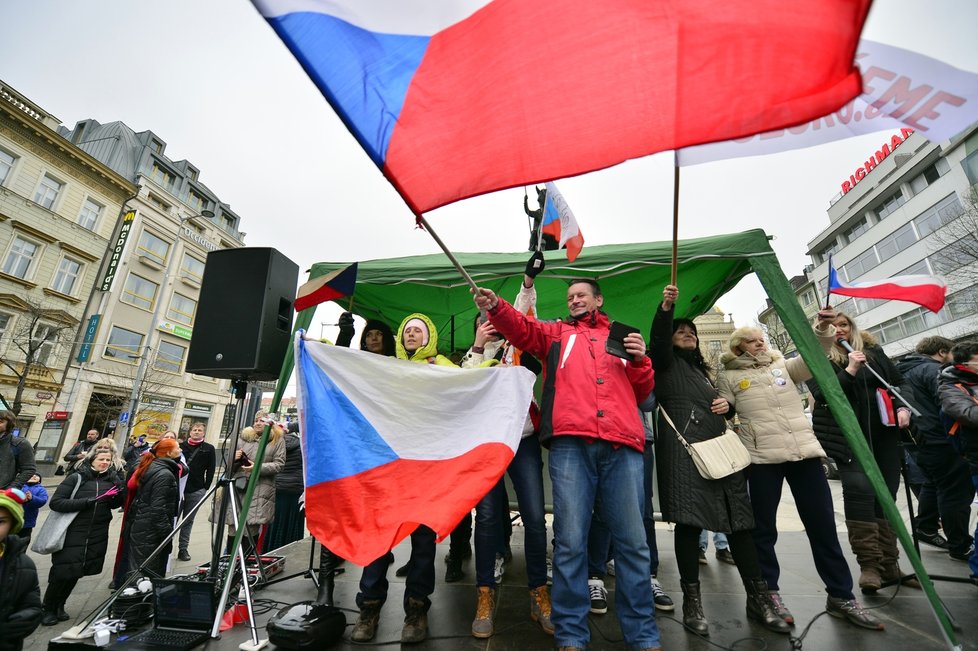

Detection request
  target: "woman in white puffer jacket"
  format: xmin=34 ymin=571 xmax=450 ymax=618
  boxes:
xmin=716 ymin=312 xmax=882 ymax=632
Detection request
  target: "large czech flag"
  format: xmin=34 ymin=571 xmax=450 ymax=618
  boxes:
xmin=828 ymin=259 xmax=948 ymax=313
xmin=251 ymin=0 xmax=871 ymax=214
xmin=295 ymin=336 xmax=535 ymax=565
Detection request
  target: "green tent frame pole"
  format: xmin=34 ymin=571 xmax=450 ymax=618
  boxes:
xmin=223 ymin=306 xmax=317 ymax=617
xmin=750 ymin=254 xmax=960 ymax=651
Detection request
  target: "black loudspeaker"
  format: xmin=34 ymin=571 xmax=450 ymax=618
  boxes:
xmin=186 ymin=247 xmax=299 ymax=381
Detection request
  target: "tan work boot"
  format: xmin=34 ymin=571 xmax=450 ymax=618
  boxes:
xmin=351 ymin=599 xmax=382 ymax=642
xmin=529 ymin=585 xmax=554 ymax=635
xmin=471 ymin=586 xmax=496 ymax=638
xmin=401 ymin=597 xmax=428 ymax=644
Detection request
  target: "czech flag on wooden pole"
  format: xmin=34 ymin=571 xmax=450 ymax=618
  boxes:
xmin=828 ymin=259 xmax=948 ymax=313
xmin=250 ymin=0 xmax=871 ymax=215
xmin=294 ymin=262 xmax=358 ymax=312
xmin=296 ymin=337 xmax=535 ymax=565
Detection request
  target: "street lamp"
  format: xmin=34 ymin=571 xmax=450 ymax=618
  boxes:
xmin=114 ymin=209 xmax=214 ymax=448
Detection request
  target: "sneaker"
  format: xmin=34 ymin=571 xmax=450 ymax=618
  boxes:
xmin=916 ymin=529 xmax=950 ymax=550
xmin=650 ymin=576 xmax=674 ymax=612
xmin=493 ymin=552 xmax=506 ymax=584
xmin=825 ymin=596 xmax=884 ymax=631
xmin=588 ymin=577 xmax=608 ymax=614
xmin=715 ymin=548 xmax=736 ymax=565
xmin=698 ymin=549 xmax=708 ymax=564
xmin=351 ymin=600 xmax=383 ymax=642
xmin=949 ymin=544 xmax=975 ymax=562
xmin=401 ymin=597 xmax=429 ymax=644
xmin=529 ymin=585 xmax=554 ymax=635
xmin=606 ymin=559 xmax=616 ymax=576
xmin=471 ymin=587 xmax=496 ymax=638
xmin=177 ymin=550 xmax=191 ymax=562
xmin=546 ymin=557 xmax=554 ymax=585
xmin=768 ymin=591 xmax=794 ymax=625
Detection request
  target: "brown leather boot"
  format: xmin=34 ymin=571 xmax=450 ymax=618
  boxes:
xmin=876 ymin=518 xmax=921 ymax=588
xmin=847 ymin=520 xmax=883 ymax=592
xmin=401 ymin=597 xmax=428 ymax=644
xmin=744 ymin=578 xmax=791 ymax=634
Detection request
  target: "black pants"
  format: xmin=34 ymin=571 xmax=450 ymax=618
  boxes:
xmin=675 ymin=524 xmax=761 ymax=584
xmin=43 ymin=577 xmax=79 ymax=611
xmin=747 ymin=458 xmax=854 ymax=599
xmin=915 ymin=443 xmax=976 ymax=554
xmin=837 ymin=435 xmax=901 ymax=521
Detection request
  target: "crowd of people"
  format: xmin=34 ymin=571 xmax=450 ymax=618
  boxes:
xmin=2 ymin=254 xmax=978 ymax=651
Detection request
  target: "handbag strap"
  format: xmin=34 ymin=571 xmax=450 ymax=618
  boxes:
xmin=67 ymin=472 xmax=83 ymax=498
xmin=658 ymin=406 xmax=696 ymax=456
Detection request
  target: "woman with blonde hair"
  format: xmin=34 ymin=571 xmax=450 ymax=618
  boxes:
xmin=717 ymin=314 xmax=882 ymax=630
xmin=809 ymin=311 xmax=915 ymax=593
xmin=123 ymin=439 xmax=182 ymax=579
xmin=214 ymin=419 xmax=286 ymax=554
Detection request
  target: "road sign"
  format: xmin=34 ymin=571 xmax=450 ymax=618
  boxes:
xmin=120 ymin=411 xmax=130 ymax=424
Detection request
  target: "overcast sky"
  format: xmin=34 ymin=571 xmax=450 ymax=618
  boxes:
xmin=2 ymin=0 xmax=977 ymax=343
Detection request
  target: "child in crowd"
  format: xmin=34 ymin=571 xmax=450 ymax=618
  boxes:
xmin=20 ymin=473 xmax=49 ymax=541
xmin=0 ymin=488 xmax=43 ymax=651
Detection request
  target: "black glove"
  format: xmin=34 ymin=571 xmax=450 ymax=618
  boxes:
xmin=338 ymin=311 xmax=355 ymax=333
xmin=525 ymin=250 xmax=545 ymax=279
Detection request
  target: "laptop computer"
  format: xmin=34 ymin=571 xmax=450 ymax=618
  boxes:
xmin=113 ymin=578 xmax=216 ymax=651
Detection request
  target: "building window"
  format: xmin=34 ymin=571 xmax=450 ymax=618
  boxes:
xmin=121 ymin=273 xmax=159 ymax=311
xmin=872 ymin=306 xmax=944 ymax=344
xmin=148 ymin=193 xmax=171 ymax=213
xmin=51 ymin=257 xmax=83 ymax=295
xmin=33 ymin=324 xmax=57 ymax=366
xmin=801 ymin=290 xmax=816 ymax=307
xmin=166 ymin=293 xmax=197 ymax=326
xmin=180 ymin=253 xmax=205 ymax=282
xmin=151 ymin=139 xmax=164 ymax=154
xmin=0 ymin=148 xmax=15 ymax=185
xmin=843 ymin=218 xmax=869 ymax=243
xmin=874 ymin=189 xmax=906 ymax=220
xmin=187 ymin=191 xmax=205 ymax=212
xmin=2 ymin=236 xmax=39 ymax=279
xmin=78 ymin=198 xmax=103 ymax=230
xmin=104 ymin=326 xmax=143 ymax=361
xmin=222 ymin=214 xmax=235 ymax=231
xmin=909 ymin=162 xmax=943 ymax=194
xmin=33 ymin=173 xmax=63 ymax=209
xmin=136 ymin=229 xmax=170 ymax=266
xmin=834 ymin=298 xmax=856 ymax=315
xmin=914 ymin=194 xmax=965 ymax=238
xmin=841 ymin=248 xmax=879 ymax=281
xmin=946 ymin=286 xmax=978 ymax=320
xmin=931 ymin=234 xmax=978 ymax=274
xmin=0 ymin=312 xmax=12 ymax=353
xmin=150 ymin=163 xmax=176 ymax=191
xmin=854 ymin=296 xmax=885 ymax=313
xmin=897 ymin=259 xmax=931 ymax=276
xmin=875 ymin=222 xmax=917 ymax=261
xmin=154 ymin=340 xmax=186 ymax=373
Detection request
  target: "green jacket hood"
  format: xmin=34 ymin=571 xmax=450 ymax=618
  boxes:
xmin=396 ymin=312 xmax=441 ymax=362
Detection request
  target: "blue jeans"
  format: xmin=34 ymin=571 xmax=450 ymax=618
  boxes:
xmin=699 ymin=530 xmax=729 ymax=551
xmin=475 ymin=435 xmax=548 ymax=588
xmin=550 ymin=437 xmax=659 ymax=649
xmin=588 ymin=441 xmax=660 ymax=577
xmin=357 ymin=525 xmax=436 ymax=611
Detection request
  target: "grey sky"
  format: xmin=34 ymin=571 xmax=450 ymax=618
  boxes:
xmin=2 ymin=0 xmax=976 ymax=341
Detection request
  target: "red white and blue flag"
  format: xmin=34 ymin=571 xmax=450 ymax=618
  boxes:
xmin=828 ymin=259 xmax=948 ymax=313
xmin=541 ymin=182 xmax=584 ymax=262
xmin=294 ymin=262 xmax=358 ymax=312
xmin=295 ymin=336 xmax=535 ymax=565
xmin=250 ymin=0 xmax=870 ymax=214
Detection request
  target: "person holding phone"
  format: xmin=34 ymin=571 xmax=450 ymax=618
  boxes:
xmin=473 ymin=277 xmax=661 ymax=651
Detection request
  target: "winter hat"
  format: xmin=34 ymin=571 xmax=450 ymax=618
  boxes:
xmin=0 ymin=487 xmax=26 ymax=534
xmin=402 ymin=318 xmax=430 ymax=347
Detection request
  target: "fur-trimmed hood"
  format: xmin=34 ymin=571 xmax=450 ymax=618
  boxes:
xmin=720 ymin=349 xmax=784 ymax=368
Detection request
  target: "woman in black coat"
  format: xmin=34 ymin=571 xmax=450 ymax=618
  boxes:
xmin=265 ymin=422 xmax=305 ymax=551
xmin=651 ymin=285 xmax=788 ymax=637
xmin=809 ymin=311 xmax=915 ymax=592
xmin=42 ymin=448 xmax=126 ymax=625
xmin=125 ymin=439 xmax=181 ymax=580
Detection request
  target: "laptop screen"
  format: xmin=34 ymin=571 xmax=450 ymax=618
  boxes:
xmin=152 ymin=579 xmax=216 ymax=631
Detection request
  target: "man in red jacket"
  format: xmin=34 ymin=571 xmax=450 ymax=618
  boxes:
xmin=473 ymin=279 xmax=661 ymax=651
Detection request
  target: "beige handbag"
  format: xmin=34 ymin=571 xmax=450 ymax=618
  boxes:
xmin=659 ymin=407 xmax=750 ymax=479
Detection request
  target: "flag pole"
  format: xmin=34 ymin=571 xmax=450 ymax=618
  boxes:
xmin=671 ymin=152 xmax=680 ymax=286
xmin=417 ymin=214 xmax=479 ymax=293
xmin=536 ymin=189 xmax=547 ymax=253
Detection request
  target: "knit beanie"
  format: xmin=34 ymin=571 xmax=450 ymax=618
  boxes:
xmin=0 ymin=488 xmax=26 ymax=534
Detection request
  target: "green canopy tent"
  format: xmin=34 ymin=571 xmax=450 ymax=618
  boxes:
xmin=307 ymin=229 xmax=768 ymax=353
xmin=240 ymin=229 xmax=956 ymax=649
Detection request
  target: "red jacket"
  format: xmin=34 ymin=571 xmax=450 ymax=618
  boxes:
xmin=489 ymin=299 xmax=654 ymax=452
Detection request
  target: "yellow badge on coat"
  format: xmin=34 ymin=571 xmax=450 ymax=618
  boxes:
xmin=739 ymin=378 xmax=751 ymax=390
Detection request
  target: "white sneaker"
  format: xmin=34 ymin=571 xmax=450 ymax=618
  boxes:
xmin=588 ymin=578 xmax=608 ymax=614
xmin=493 ymin=552 xmax=506 ymax=584
xmin=606 ymin=559 xmax=616 ymax=576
